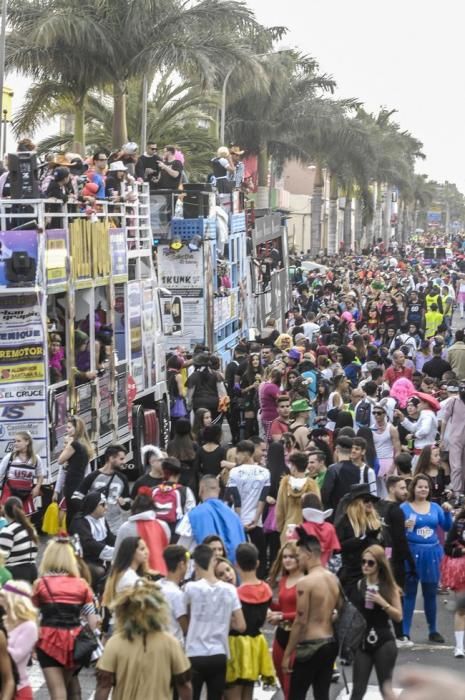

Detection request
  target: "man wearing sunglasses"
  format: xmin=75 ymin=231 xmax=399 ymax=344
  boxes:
xmin=135 ymin=142 xmax=162 ymax=191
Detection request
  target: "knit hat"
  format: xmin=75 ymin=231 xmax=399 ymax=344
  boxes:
xmin=82 ymin=492 xmax=106 ymax=515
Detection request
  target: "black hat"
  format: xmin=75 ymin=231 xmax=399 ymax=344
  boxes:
xmin=82 ymin=492 xmax=106 ymax=515
xmin=346 ymin=484 xmax=379 ymax=504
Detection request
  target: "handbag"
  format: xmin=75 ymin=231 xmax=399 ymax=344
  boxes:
xmin=73 ymin=625 xmax=100 ymax=666
xmin=170 ymin=395 xmax=187 ymax=418
xmin=263 ymin=504 xmax=278 ymax=534
xmin=334 ymin=581 xmax=367 ymax=692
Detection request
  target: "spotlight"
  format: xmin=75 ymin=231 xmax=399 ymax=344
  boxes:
xmin=188 ymin=234 xmax=202 ymax=252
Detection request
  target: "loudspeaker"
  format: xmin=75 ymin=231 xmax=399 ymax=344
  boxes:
xmin=8 ymin=152 xmax=40 ymax=199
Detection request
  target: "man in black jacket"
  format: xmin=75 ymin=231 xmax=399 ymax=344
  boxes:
xmin=377 ymin=475 xmax=415 ymax=646
xmin=321 ymin=437 xmax=364 ymax=516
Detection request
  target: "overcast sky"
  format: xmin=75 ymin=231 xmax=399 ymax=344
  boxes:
xmin=248 ymin=0 xmax=463 ymax=191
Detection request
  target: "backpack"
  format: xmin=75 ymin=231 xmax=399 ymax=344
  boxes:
xmin=334 ymin=583 xmax=367 ymax=667
xmin=333 ymin=466 xmax=370 ymax=526
xmin=152 ymin=482 xmax=184 ymax=523
xmin=355 ymin=399 xmax=372 ymax=428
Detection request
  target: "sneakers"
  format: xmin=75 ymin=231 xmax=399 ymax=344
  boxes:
xmin=429 ymin=632 xmax=445 ymax=643
xmin=454 ymin=647 xmax=464 ymax=658
xmin=396 ymin=636 xmax=414 ymax=648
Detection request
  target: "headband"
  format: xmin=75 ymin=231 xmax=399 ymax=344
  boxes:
xmin=2 ymin=583 xmax=31 ymax=598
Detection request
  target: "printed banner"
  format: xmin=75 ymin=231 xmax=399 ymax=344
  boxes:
xmin=109 ymin=228 xmax=128 ymax=276
xmin=0 ymin=294 xmax=48 ymax=464
xmin=46 ymin=229 xmax=67 ymax=285
xmin=158 ymin=246 xmax=205 ymax=348
xmin=128 ymin=281 xmax=143 ymax=391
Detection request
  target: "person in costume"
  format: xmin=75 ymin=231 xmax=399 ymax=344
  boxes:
xmin=225 ymin=543 xmax=275 ymax=698
xmin=176 ymin=475 xmax=245 ymax=562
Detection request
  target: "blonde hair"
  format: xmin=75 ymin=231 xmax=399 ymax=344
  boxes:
xmin=347 ymin=499 xmax=381 ymax=538
xmin=39 ymin=540 xmax=80 ymax=577
xmin=68 ymin=416 xmax=94 ymax=459
xmin=1 ymin=581 xmax=38 ymax=624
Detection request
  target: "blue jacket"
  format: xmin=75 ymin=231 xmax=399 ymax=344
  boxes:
xmin=188 ymin=498 xmax=246 ymax=563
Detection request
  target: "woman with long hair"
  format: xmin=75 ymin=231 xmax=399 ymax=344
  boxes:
xmin=313 ymin=381 xmax=330 ymax=427
xmin=350 ymin=545 xmax=402 ymax=700
xmin=0 ymin=580 xmax=38 ymax=700
xmin=326 ymin=374 xmax=349 ymax=433
xmin=264 ymin=442 xmax=289 ymax=568
xmin=0 ymin=497 xmax=38 ymax=583
xmin=167 ymin=418 xmax=198 ymax=493
xmin=102 ymin=536 xmax=149 ymax=608
xmin=267 ymin=542 xmax=301 ymax=700
xmin=336 ymin=486 xmax=382 ymax=601
xmin=414 ymin=444 xmax=449 ymax=504
xmin=192 ymin=408 xmax=212 ymax=445
xmin=32 ymin=538 xmax=97 ymax=700
xmin=53 ymin=416 xmax=94 ymax=526
xmin=240 ymin=353 xmax=262 ymax=438
xmin=167 ymin=355 xmax=188 ymax=434
xmin=186 ymin=352 xmax=222 ymax=419
xmin=0 ymin=432 xmax=44 ymax=516
xmin=400 ymin=474 xmax=453 ymax=644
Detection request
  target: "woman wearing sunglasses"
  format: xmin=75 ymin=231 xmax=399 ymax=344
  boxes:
xmin=350 ymin=545 xmax=402 ymax=700
xmin=400 ymin=474 xmax=453 ymax=644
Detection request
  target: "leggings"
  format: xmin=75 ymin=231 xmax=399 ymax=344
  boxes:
xmin=402 ymin=577 xmax=438 ymax=636
xmin=289 ymin=639 xmax=338 ymax=700
xmin=272 ymin=630 xmax=291 ymax=700
xmin=190 ymin=654 xmax=227 ymax=700
xmin=350 ymin=640 xmax=397 ymax=700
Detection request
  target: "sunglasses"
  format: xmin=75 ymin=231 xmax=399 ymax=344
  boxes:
xmin=362 ymin=496 xmax=373 ymax=503
xmin=373 ymin=411 xmax=385 ymax=415
xmin=149 ymin=146 xmax=158 ymax=150
xmin=361 ymin=558 xmax=376 ymax=567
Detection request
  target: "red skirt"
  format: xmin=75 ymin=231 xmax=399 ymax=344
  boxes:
xmin=0 ymin=484 xmax=35 ymax=516
xmin=37 ymin=626 xmax=80 ymax=668
xmin=440 ymin=555 xmax=465 ymax=591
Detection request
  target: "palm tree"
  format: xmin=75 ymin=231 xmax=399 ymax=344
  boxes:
xmin=7 ymin=0 xmax=265 ymax=150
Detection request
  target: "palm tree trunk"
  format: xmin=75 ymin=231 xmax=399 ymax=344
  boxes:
xmin=72 ymin=97 xmax=86 ymax=155
xmin=112 ymin=81 xmax=128 ymax=149
xmin=353 ymin=195 xmax=363 ymax=251
xmin=343 ymin=184 xmax=353 ymax=251
xmin=328 ymin=174 xmax=338 ymax=255
xmin=310 ymin=164 xmax=324 ymax=255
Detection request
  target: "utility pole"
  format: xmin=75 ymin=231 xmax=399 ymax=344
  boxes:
xmin=0 ymin=0 xmax=7 ymax=156
xmin=220 ymin=67 xmax=234 ymax=145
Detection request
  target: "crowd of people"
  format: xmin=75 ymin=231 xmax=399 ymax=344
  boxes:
xmin=1 ymin=238 xmax=465 ymax=699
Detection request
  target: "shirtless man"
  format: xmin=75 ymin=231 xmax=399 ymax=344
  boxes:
xmin=282 ymin=530 xmax=341 ymax=700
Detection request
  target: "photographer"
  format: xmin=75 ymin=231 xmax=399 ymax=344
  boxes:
xmin=440 ymin=383 xmax=465 ymax=496
xmin=135 ymin=142 xmax=162 ymax=192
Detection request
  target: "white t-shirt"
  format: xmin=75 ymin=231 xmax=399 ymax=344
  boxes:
xmin=116 ymin=568 xmax=140 ymax=594
xmin=302 ymin=321 xmax=320 ymax=342
xmin=184 ymin=579 xmax=241 ymax=657
xmin=159 ymin=579 xmax=187 ymax=645
xmin=227 ymin=464 xmax=270 ymax=526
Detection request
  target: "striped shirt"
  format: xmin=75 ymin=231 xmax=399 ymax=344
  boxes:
xmin=0 ymin=522 xmax=38 ymax=567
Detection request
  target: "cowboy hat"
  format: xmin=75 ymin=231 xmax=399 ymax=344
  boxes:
xmin=50 ymin=154 xmax=73 ymax=167
xmin=413 ymin=391 xmax=440 ymax=412
xmin=229 ymin=146 xmax=244 ymax=155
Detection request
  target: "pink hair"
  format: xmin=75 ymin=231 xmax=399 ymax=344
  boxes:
xmin=390 ymin=377 xmax=415 ymax=408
